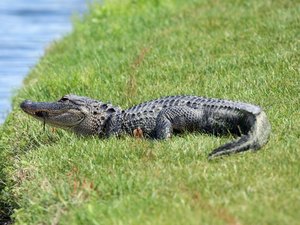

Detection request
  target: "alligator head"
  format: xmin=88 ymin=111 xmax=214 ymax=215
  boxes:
xmin=20 ymin=94 xmax=121 ymax=136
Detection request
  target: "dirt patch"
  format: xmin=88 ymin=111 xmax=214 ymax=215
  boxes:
xmin=181 ymin=186 xmax=242 ymax=225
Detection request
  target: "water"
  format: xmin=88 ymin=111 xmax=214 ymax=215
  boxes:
xmin=0 ymin=0 xmax=88 ymax=124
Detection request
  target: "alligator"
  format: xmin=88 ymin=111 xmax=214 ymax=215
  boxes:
xmin=20 ymin=95 xmax=271 ymax=159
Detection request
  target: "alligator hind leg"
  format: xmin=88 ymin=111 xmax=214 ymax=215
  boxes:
xmin=154 ymin=106 xmax=203 ymax=139
xmin=154 ymin=111 xmax=173 ymax=139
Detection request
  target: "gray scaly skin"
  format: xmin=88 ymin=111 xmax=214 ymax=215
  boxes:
xmin=20 ymin=95 xmax=271 ymax=159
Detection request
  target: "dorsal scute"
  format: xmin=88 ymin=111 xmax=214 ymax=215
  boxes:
xmin=126 ymin=95 xmax=262 ymax=115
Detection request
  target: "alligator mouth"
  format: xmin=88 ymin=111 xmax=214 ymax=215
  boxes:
xmin=34 ymin=111 xmax=48 ymax=118
xmin=20 ymin=99 xmax=85 ymax=128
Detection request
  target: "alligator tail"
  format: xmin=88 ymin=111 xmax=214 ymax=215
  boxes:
xmin=208 ymin=111 xmax=271 ymax=159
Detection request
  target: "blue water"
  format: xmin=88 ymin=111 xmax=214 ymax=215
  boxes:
xmin=0 ymin=0 xmax=88 ymax=124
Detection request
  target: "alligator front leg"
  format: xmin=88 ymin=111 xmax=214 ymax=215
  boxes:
xmin=103 ymin=113 xmax=123 ymax=138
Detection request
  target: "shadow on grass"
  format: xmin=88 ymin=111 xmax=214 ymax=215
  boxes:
xmin=0 ymin=193 xmax=14 ymax=225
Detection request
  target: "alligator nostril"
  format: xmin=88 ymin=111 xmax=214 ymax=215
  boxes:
xmin=20 ymin=100 xmax=32 ymax=110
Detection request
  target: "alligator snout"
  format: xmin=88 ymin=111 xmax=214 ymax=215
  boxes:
xmin=20 ymin=100 xmax=32 ymax=111
xmin=20 ymin=100 xmax=50 ymax=118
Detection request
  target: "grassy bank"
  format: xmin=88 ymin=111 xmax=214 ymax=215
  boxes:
xmin=1 ymin=0 xmax=299 ymax=224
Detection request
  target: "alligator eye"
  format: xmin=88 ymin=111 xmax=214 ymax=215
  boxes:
xmin=59 ymin=97 xmax=69 ymax=102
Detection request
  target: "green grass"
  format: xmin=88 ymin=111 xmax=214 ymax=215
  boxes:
xmin=0 ymin=0 xmax=299 ymax=224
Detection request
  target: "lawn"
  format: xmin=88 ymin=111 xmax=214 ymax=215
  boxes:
xmin=0 ymin=0 xmax=299 ymax=224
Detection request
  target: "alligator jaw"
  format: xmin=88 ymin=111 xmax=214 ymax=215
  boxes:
xmin=20 ymin=99 xmax=85 ymax=128
xmin=20 ymin=100 xmax=48 ymax=130
xmin=20 ymin=100 xmax=56 ymax=118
